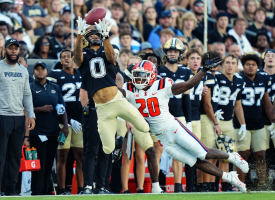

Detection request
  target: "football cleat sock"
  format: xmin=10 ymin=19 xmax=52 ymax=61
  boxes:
xmin=174 ymin=183 xmax=183 ymax=193
xmin=151 ymin=182 xmax=163 ymax=193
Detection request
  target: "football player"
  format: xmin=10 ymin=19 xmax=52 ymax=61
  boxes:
xmin=118 ymin=60 xmax=249 ymax=193
xmin=215 ymin=54 xmax=246 ymax=191
xmin=199 ymin=51 xmax=222 ymax=192
xmin=158 ymin=38 xmax=192 ymax=193
xmin=233 ymin=54 xmax=272 ymax=188
xmin=47 ymin=49 xmax=84 ymax=195
xmin=74 ymin=17 xmax=162 ymax=193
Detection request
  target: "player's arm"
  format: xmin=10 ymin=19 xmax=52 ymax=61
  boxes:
xmin=116 ymin=73 xmax=124 ymax=88
xmin=117 ymin=87 xmax=126 ymax=97
xmin=234 ymin=100 xmax=245 ymax=125
xmin=73 ymin=17 xmax=90 ymax=67
xmin=262 ymin=92 xmax=273 ymax=122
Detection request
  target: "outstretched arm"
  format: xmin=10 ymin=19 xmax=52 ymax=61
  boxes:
xmin=73 ymin=35 xmax=84 ymax=68
xmin=103 ymin=38 xmax=116 ymax=64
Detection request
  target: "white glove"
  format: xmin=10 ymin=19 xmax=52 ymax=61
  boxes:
xmin=56 ymin=104 xmax=65 ymax=115
xmin=186 ymin=122 xmax=193 ymax=132
xmin=238 ymin=124 xmax=247 ymax=141
xmin=95 ymin=18 xmax=112 ymax=37
xmin=268 ymin=123 xmax=275 ymax=139
xmin=70 ymin=119 xmax=82 ymax=134
xmin=215 ymin=109 xmax=224 ymax=123
xmin=77 ymin=16 xmax=90 ymax=35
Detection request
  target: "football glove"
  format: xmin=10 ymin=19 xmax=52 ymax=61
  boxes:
xmin=95 ymin=18 xmax=112 ymax=37
xmin=267 ymin=123 xmax=275 ymax=139
xmin=216 ymin=134 xmax=237 ymax=163
xmin=77 ymin=16 xmax=90 ymax=35
xmin=186 ymin=122 xmax=193 ymax=132
xmin=56 ymin=104 xmax=65 ymax=115
xmin=238 ymin=124 xmax=247 ymax=141
xmin=70 ymin=119 xmax=82 ymax=134
xmin=215 ymin=109 xmax=224 ymax=123
xmin=202 ymin=56 xmax=222 ymax=72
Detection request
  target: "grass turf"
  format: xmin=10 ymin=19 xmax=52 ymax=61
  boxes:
xmin=8 ymin=192 xmax=275 ymax=200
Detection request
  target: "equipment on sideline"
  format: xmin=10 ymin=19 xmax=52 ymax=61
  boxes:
xmin=216 ymin=134 xmax=237 ymax=163
xmin=85 ymin=8 xmax=107 ymax=25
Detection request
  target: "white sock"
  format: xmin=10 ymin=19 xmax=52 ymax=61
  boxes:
xmin=227 ymin=153 xmax=234 ymax=162
xmin=222 ymin=172 xmax=229 ymax=182
xmin=151 ymin=182 xmax=162 ymax=193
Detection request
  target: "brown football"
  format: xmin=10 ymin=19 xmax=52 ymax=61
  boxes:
xmin=85 ymin=8 xmax=107 ymax=25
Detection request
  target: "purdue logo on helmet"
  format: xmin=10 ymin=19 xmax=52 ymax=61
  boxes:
xmin=216 ymin=134 xmax=237 ymax=163
xmin=163 ymin=38 xmax=185 ymax=64
xmin=82 ymin=28 xmax=103 ymax=48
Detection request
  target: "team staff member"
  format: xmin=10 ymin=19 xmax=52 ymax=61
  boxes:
xmin=0 ymin=39 xmax=35 ymax=196
xmin=30 ymin=61 xmax=69 ymax=195
xmin=47 ymin=49 xmax=84 ymax=195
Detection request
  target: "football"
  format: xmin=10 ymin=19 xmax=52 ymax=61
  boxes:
xmin=85 ymin=8 xmax=107 ymax=25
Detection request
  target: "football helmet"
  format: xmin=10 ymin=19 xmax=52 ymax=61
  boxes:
xmin=132 ymin=60 xmax=158 ymax=89
xmin=163 ymin=38 xmax=185 ymax=64
xmin=83 ymin=28 xmax=103 ymax=48
xmin=216 ymin=134 xmax=237 ymax=163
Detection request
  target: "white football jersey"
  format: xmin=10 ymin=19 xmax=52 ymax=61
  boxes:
xmin=123 ymin=78 xmax=176 ymax=135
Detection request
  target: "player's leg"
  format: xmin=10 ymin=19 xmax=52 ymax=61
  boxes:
xmin=251 ymin=128 xmax=267 ymax=187
xmin=134 ymin=143 xmax=145 ymax=192
xmin=152 ymin=135 xmax=163 ymax=173
xmin=57 ymin=125 xmax=72 ymax=194
xmin=117 ymin=117 xmax=127 ymax=138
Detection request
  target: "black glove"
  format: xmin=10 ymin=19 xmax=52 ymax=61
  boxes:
xmin=202 ymin=57 xmax=222 ymax=73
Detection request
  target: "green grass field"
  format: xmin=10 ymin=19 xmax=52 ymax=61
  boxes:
xmin=6 ymin=192 xmax=275 ymax=200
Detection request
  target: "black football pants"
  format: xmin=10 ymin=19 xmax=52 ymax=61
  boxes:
xmin=0 ymin=115 xmax=25 ymax=193
xmin=82 ymin=108 xmax=109 ymax=189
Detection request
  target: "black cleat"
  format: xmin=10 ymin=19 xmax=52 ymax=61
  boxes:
xmin=82 ymin=186 xmax=93 ymax=194
xmin=121 ymin=190 xmax=131 ymax=194
xmin=137 ymin=189 xmax=144 ymax=193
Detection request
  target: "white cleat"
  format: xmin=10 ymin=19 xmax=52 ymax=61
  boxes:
xmin=229 ymin=152 xmax=249 ymax=173
xmin=223 ymin=171 xmax=246 ymax=193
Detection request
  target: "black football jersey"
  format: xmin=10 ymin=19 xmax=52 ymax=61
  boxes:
xmin=216 ymin=72 xmax=244 ymax=121
xmin=78 ymin=46 xmax=117 ymax=98
xmin=200 ymin=71 xmax=219 ymax=115
xmin=47 ymin=69 xmax=83 ymax=123
xmin=262 ymin=74 xmax=275 ymax=125
xmin=158 ymin=65 xmax=192 ymax=117
xmin=233 ymin=71 xmax=270 ymax=130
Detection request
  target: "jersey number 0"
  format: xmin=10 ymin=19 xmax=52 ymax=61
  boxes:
xmin=89 ymin=57 xmax=106 ymax=78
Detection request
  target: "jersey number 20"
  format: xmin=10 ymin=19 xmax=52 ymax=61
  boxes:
xmin=136 ymin=97 xmax=161 ymax=117
xmin=89 ymin=57 xmax=106 ymax=78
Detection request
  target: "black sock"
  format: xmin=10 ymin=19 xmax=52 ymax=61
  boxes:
xmin=174 ymin=183 xmax=182 ymax=192
xmin=65 ymin=186 xmax=71 ymax=191
xmin=78 ymin=187 xmax=84 ymax=192
xmin=59 ymin=188 xmax=66 ymax=194
xmin=210 ymin=182 xmax=216 ymax=191
xmin=185 ymin=165 xmax=195 ymax=191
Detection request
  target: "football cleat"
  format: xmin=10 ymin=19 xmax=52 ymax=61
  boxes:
xmin=228 ymin=152 xmax=249 ymax=173
xmin=222 ymin=171 xmax=246 ymax=193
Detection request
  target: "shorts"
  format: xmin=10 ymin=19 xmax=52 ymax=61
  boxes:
xmin=235 ymin=127 xmax=266 ymax=152
xmin=219 ymin=120 xmax=235 ymax=143
xmin=264 ymin=125 xmax=275 ymax=149
xmin=58 ymin=124 xmax=83 ymax=149
xmin=200 ymin=114 xmax=216 ymax=149
xmin=155 ymin=118 xmax=208 ymax=167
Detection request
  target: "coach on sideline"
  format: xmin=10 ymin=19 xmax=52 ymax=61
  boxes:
xmin=0 ymin=39 xmax=35 ymax=196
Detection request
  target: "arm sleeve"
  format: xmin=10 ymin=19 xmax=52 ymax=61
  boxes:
xmin=204 ymin=72 xmax=215 ymax=88
xmin=164 ymin=78 xmax=174 ymax=97
xmin=182 ymin=94 xmax=192 ymax=122
xmin=23 ymin=73 xmax=35 ymax=119
xmin=46 ymin=71 xmax=57 ymax=83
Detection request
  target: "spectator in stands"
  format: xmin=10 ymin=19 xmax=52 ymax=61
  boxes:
xmin=111 ymin=3 xmax=124 ymax=25
xmin=165 ymin=5 xmax=181 ymax=30
xmin=65 ymin=33 xmax=77 ymax=51
xmin=30 ymin=36 xmax=55 ymax=59
xmin=0 ymin=0 xmax=32 ymax=30
xmin=74 ymin=0 xmax=86 ymax=19
xmin=18 ymin=56 xmax=33 ymax=82
xmin=189 ymin=38 xmax=204 ymax=54
xmin=0 ymin=33 xmax=3 ymax=59
xmin=132 ymin=0 xmax=143 ymax=12
xmin=180 ymin=12 xmax=197 ymax=42
xmin=23 ymin=0 xmax=51 ymax=36
xmin=19 ymin=41 xmax=30 ymax=58
xmin=143 ymin=6 xmax=158 ymax=41
xmin=143 ymin=52 xmax=162 ymax=69
xmin=228 ymin=18 xmax=254 ymax=54
xmin=208 ymin=12 xmax=229 ymax=50
xmin=225 ymin=0 xmax=245 ymax=25
xmin=141 ymin=42 xmax=153 ymax=53
xmin=30 ymin=61 xmax=68 ymax=195
xmin=60 ymin=6 xmax=77 ymax=35
xmin=118 ymin=48 xmax=133 ymax=71
xmin=211 ymin=0 xmax=227 ymax=17
xmin=153 ymin=28 xmax=175 ymax=58
xmin=50 ymin=20 xmax=66 ymax=59
xmin=192 ymin=0 xmax=213 ymax=43
xmin=212 ymin=42 xmax=226 ymax=58
xmin=119 ymin=31 xmax=141 ymax=55
xmin=124 ymin=6 xmax=143 ymax=43
xmin=243 ymin=0 xmax=258 ymax=26
xmin=148 ymin=10 xmax=182 ymax=49
xmin=255 ymin=32 xmax=270 ymax=55
xmin=39 ymin=0 xmax=50 ymax=13
xmin=0 ymin=21 xmax=10 ymax=39
xmin=223 ymin=35 xmax=238 ymax=54
xmin=228 ymin=43 xmax=243 ymax=70
xmin=45 ymin=0 xmax=62 ymax=35
xmin=260 ymin=0 xmax=274 ymax=27
xmin=247 ymin=7 xmax=268 ymax=47
xmin=154 ymin=0 xmax=174 ymax=16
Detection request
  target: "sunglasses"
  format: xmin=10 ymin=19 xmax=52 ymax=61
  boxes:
xmin=42 ymin=42 xmax=50 ymax=46
xmin=195 ymin=3 xmax=204 ymax=7
xmin=171 ymin=9 xmax=177 ymax=12
xmin=14 ymin=1 xmax=24 ymax=5
xmin=191 ymin=44 xmax=201 ymax=48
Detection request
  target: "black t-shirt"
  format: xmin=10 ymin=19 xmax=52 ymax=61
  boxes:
xmin=192 ymin=17 xmax=213 ymax=43
xmin=50 ymin=37 xmax=67 ymax=59
xmin=262 ymin=74 xmax=275 ymax=125
xmin=265 ymin=9 xmax=275 ymax=26
xmin=78 ymin=46 xmax=117 ymax=99
xmin=226 ymin=12 xmax=238 ymax=25
xmin=233 ymin=71 xmax=270 ymax=130
xmin=247 ymin=24 xmax=268 ymax=47
xmin=47 ymin=68 xmax=83 ymax=123
xmin=216 ymin=72 xmax=244 ymax=121
xmin=158 ymin=65 xmax=192 ymax=117
xmin=143 ymin=23 xmax=157 ymax=42
xmin=215 ymin=0 xmax=227 ymax=11
xmin=208 ymin=28 xmax=227 ymax=44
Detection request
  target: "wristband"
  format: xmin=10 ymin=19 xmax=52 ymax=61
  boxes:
xmin=24 ymin=138 xmax=29 ymax=141
xmin=103 ymin=36 xmax=109 ymax=40
xmin=214 ymin=124 xmax=218 ymax=126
